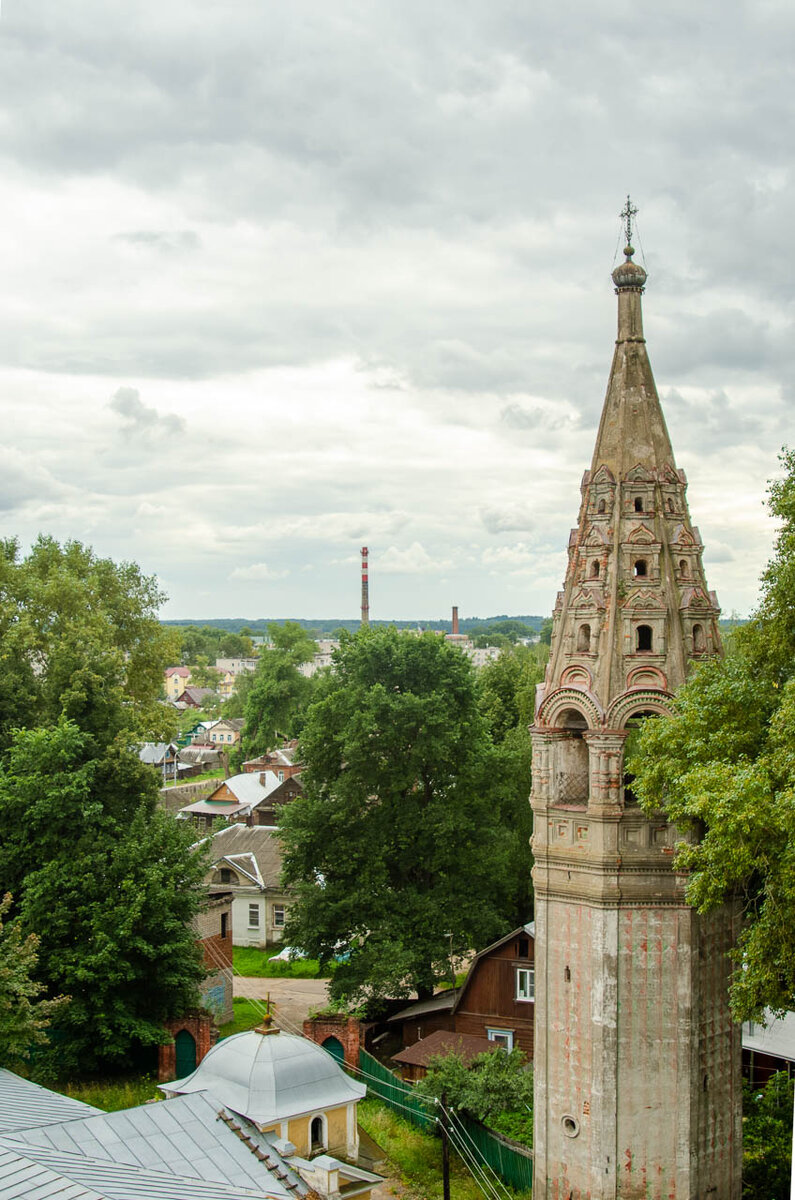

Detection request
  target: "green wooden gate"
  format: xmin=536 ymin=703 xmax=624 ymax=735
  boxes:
xmin=175 ymin=1028 xmax=197 ymax=1077
xmin=322 ymin=1036 xmax=345 ymax=1066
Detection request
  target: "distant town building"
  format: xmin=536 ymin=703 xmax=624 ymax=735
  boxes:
xmin=164 ymin=665 xmax=191 ymax=700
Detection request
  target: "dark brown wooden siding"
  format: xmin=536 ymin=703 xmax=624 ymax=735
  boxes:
xmin=454 ymin=933 xmax=535 ymax=1058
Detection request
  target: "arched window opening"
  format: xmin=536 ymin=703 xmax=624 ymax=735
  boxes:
xmin=633 ymin=559 xmax=647 ymax=578
xmin=577 ymin=623 xmax=591 ymax=653
xmin=634 ymin=497 xmax=643 ymax=513
xmin=623 ymin=710 xmax=658 ymax=805
xmin=598 ymin=498 xmax=606 ymax=514
xmin=219 ymin=868 xmax=235 ymax=884
xmin=679 ymin=559 xmax=689 ymax=578
xmin=636 ymin=625 xmax=653 ymax=652
xmin=590 ymin=560 xmax=600 ymax=578
xmin=557 ymin=708 xmax=589 ymax=805
xmin=310 ymin=1116 xmax=325 ymax=1152
xmin=693 ymin=624 xmax=706 ymax=653
xmin=667 ymin=498 xmax=675 ymax=513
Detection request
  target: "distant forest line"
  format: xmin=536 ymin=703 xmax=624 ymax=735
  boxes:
xmin=161 ymin=615 xmax=747 ymax=636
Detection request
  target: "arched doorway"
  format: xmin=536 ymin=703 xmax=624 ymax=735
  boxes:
xmin=322 ymin=1036 xmax=345 ymax=1066
xmin=175 ymin=1028 xmax=197 ymax=1077
xmin=310 ymin=1115 xmax=326 ymax=1152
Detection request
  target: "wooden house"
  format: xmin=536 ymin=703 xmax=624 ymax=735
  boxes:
xmin=389 ymin=923 xmax=535 ymax=1069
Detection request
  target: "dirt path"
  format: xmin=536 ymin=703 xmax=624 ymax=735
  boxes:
xmin=233 ymin=975 xmax=330 ymax=1032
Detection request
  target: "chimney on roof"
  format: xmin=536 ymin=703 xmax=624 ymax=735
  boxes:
xmin=452 ymin=606 xmax=459 ymax=636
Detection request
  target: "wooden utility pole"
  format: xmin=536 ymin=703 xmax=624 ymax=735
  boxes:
xmin=440 ymin=1091 xmax=450 ymax=1200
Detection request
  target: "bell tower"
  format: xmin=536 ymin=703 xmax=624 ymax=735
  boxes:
xmin=530 ymin=208 xmax=741 ymax=1200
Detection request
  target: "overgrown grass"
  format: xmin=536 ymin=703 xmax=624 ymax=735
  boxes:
xmin=54 ymin=1075 xmax=162 ymax=1112
xmin=219 ymin=997 xmax=270 ymax=1038
xmin=233 ymin=945 xmax=326 ymax=978
xmin=358 ymin=1098 xmax=531 ymax=1200
xmin=161 ymin=767 xmax=224 ymax=788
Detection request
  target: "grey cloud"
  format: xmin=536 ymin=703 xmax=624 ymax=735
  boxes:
xmin=115 ymin=230 xmax=201 ymax=253
xmin=480 ymin=504 xmax=536 ymax=534
xmin=108 ymin=387 xmax=185 ymax=434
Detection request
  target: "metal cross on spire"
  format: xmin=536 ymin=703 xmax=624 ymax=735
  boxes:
xmin=620 ymin=194 xmax=638 ymax=247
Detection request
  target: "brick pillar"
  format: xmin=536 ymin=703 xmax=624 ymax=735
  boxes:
xmin=302 ymin=1014 xmax=362 ymax=1068
xmin=158 ymin=1012 xmax=215 ymax=1083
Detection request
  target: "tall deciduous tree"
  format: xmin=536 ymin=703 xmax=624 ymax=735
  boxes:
xmin=629 ymin=448 xmax=795 ymax=1020
xmin=0 ymin=893 xmax=67 ymax=1071
xmin=243 ymin=622 xmax=317 ymax=757
xmin=280 ymin=628 xmax=519 ymax=1004
xmin=0 ymin=538 xmax=208 ymax=1073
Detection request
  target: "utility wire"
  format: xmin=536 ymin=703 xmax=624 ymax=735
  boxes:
xmin=444 ymin=1104 xmax=513 ymax=1200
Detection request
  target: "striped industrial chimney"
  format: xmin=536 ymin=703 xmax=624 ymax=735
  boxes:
xmin=360 ymin=546 xmax=370 ymax=627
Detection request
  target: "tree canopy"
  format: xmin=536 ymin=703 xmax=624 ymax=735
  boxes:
xmin=0 ymin=538 xmax=208 ymax=1073
xmin=279 ymin=628 xmax=523 ymax=1004
xmin=629 ymin=448 xmax=795 ymax=1020
xmin=243 ymin=622 xmax=317 ymax=758
xmin=0 ymin=893 xmax=67 ymax=1072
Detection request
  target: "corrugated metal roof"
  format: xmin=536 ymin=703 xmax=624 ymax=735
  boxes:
xmin=387 ymin=990 xmax=459 ymax=1023
xmin=0 ymin=1139 xmax=287 ymax=1199
xmin=209 ymin=825 xmax=285 ymax=888
xmin=0 ymin=1070 xmax=102 ymax=1134
xmin=11 ymin=1091 xmax=300 ymax=1197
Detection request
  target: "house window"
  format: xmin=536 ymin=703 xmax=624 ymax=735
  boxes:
xmin=634 ymin=497 xmax=643 ymax=512
xmin=516 ymin=968 xmax=534 ymax=1002
xmin=634 ymin=559 xmax=647 ymax=577
xmin=273 ymin=905 xmax=285 ymax=927
xmin=220 ymin=868 xmax=234 ymax=884
xmin=248 ymin=904 xmax=260 ymax=928
xmin=221 ymin=912 xmax=228 ymax=938
xmin=486 ymin=1028 xmax=514 ymax=1050
xmin=278 ymin=770 xmax=285 ymax=781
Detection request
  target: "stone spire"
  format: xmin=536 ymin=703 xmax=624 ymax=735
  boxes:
xmin=529 ymin=216 xmax=741 ymax=1200
xmin=536 ymin=230 xmax=721 ymax=727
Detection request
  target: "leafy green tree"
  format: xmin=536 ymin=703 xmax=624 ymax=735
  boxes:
xmin=742 ymin=1072 xmax=794 ymax=1200
xmin=219 ymin=632 xmax=254 ymax=658
xmin=186 ymin=657 xmax=221 ymax=689
xmin=280 ymin=628 xmax=518 ymax=1004
xmin=629 ymin=449 xmax=795 ymax=1020
xmin=0 ymin=893 xmax=68 ymax=1071
xmin=243 ymin=622 xmax=317 ymax=757
xmin=0 ymin=536 xmax=177 ymax=749
xmin=477 ymin=645 xmax=547 ymax=925
xmin=415 ymin=1046 xmax=533 ymax=1129
xmin=0 ymin=722 xmax=207 ymax=1073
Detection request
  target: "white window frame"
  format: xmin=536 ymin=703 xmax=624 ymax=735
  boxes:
xmin=516 ymin=967 xmax=535 ymax=1002
xmin=273 ymin=904 xmax=285 ymax=928
xmin=248 ymin=904 xmax=261 ymax=928
xmin=486 ymin=1028 xmax=514 ymax=1050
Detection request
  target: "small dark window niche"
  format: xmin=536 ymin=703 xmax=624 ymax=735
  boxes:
xmin=636 ymin=624 xmax=653 ymax=652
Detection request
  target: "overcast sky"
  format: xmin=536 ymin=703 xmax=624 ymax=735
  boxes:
xmin=0 ymin=1 xmax=792 ymax=621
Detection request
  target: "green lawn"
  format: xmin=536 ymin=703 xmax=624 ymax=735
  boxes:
xmin=358 ymin=1098 xmax=531 ymax=1200
xmin=219 ymin=997 xmax=270 ymax=1038
xmin=233 ymin=945 xmax=327 ymax=978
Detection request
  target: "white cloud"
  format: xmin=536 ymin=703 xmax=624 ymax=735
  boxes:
xmin=229 ymin=563 xmax=290 ymax=582
xmin=378 ymin=542 xmax=452 ymax=575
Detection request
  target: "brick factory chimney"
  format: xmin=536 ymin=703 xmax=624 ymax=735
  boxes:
xmin=451 ymin=606 xmax=459 ymax=635
xmin=360 ymin=546 xmax=369 ymax=627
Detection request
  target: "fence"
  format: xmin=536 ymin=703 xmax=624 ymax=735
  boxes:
xmin=357 ymin=1049 xmax=533 ymax=1193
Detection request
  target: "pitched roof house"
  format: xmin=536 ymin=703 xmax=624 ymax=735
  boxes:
xmin=204 ymin=824 xmax=292 ymax=947
xmin=388 ymin=923 xmax=535 ymax=1075
xmin=179 ymin=771 xmax=303 ymax=831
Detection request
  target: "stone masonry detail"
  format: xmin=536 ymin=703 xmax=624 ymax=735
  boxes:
xmin=530 ymin=232 xmax=741 ymax=1199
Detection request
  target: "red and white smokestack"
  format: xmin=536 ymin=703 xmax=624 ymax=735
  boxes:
xmin=360 ymin=546 xmax=370 ymax=627
xmin=452 ymin=606 xmax=459 ymax=636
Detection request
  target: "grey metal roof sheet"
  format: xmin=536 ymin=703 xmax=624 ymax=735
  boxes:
xmin=162 ymin=1032 xmax=365 ymax=1125
xmin=11 ymin=1091 xmax=299 ymax=1197
xmin=0 ymin=1069 xmax=102 ymax=1134
xmin=0 ymin=1139 xmax=289 ymax=1199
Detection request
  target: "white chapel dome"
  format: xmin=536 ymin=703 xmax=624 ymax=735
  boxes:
xmin=165 ymin=1030 xmax=365 ymax=1125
